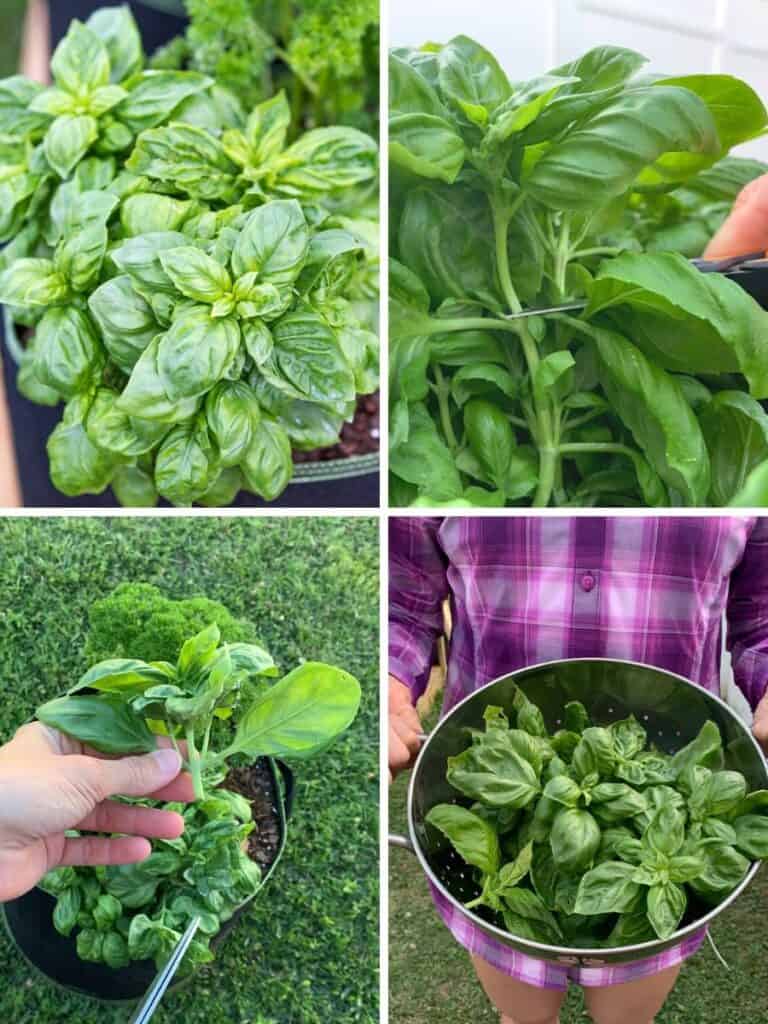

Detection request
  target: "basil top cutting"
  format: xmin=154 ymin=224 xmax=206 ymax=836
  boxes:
xmin=426 ymin=692 xmax=768 ymax=948
xmin=389 ymin=36 xmax=768 ymax=507
xmin=34 ymin=621 xmax=361 ymax=974
xmin=0 ymin=6 xmax=379 ymax=506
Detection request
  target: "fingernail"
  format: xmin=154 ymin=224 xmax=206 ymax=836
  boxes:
xmin=151 ymin=748 xmax=182 ymax=774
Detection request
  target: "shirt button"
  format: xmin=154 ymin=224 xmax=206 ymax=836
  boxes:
xmin=581 ymin=573 xmax=596 ymax=592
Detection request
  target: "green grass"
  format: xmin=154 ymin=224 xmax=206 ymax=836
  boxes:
xmin=390 ymin=758 xmax=768 ymax=1024
xmin=0 ymin=0 xmax=24 ymax=78
xmin=0 ymin=515 xmax=379 ymax=1024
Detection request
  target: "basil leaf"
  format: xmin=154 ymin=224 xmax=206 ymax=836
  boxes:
xmin=226 ymin=661 xmax=361 ymax=760
xmin=526 ymin=85 xmax=718 ymax=210
xmin=157 ymin=307 xmax=241 ymax=400
xmin=154 ymin=417 xmax=218 ymax=506
xmin=111 ymin=464 xmax=159 ymax=508
xmin=240 ymin=415 xmax=293 ymax=500
xmin=110 ymin=231 xmax=189 ymax=297
xmin=700 ymin=391 xmax=768 ymax=504
xmin=53 ymin=887 xmax=82 ymax=937
xmin=127 ymin=124 xmax=239 ymax=202
xmin=159 ymin=247 xmax=231 ymax=304
xmin=438 ymin=34 xmax=511 ymax=125
xmin=0 ymin=257 xmax=68 ymax=307
xmin=273 ymin=126 xmax=377 ymax=196
xmin=398 ymin=186 xmax=500 ymax=308
xmin=446 ymin=741 xmax=540 ymax=810
xmin=51 ymin=20 xmax=110 ymax=96
xmin=231 ymin=200 xmax=309 ymax=285
xmin=425 ymin=804 xmax=501 ymax=876
xmin=586 ymin=251 xmax=768 ymax=397
xmin=47 ymin=394 xmax=116 ymax=496
xmin=389 ymin=112 xmax=465 ymax=183
xmin=579 ymin=321 xmax=711 ymax=505
xmin=86 ymin=388 xmax=168 ymax=457
xmin=733 ymin=815 xmax=768 ymax=859
xmin=205 ymin=380 xmax=259 ymax=466
xmin=549 ymin=808 xmax=601 ymax=872
xmin=245 ymin=90 xmax=290 ymax=163
xmin=45 ymin=114 xmax=98 ymax=179
xmin=86 ymin=6 xmax=143 ymax=84
xmin=267 ymin=309 xmax=355 ymax=405
xmin=575 ymin=860 xmax=642 ymax=915
xmin=88 ymin=275 xmax=158 ymax=372
xmin=0 ymin=76 xmax=49 ymax=136
xmin=118 ymin=335 xmax=201 ymax=422
xmin=34 ymin=305 xmax=101 ymax=397
xmin=37 ymin=694 xmax=157 ymax=754
xmin=116 ymin=71 xmax=212 ymax=134
xmin=120 ymin=194 xmax=193 ymax=236
xmin=647 ymin=881 xmax=686 ymax=940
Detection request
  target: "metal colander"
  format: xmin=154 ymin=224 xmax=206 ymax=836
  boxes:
xmin=392 ymin=658 xmax=768 ymax=966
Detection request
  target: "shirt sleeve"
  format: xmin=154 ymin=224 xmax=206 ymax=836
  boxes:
xmin=389 ymin=517 xmax=449 ymax=704
xmin=726 ymin=517 xmax=768 ymax=710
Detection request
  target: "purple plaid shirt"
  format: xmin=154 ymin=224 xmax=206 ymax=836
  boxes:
xmin=389 ymin=516 xmax=768 ymax=989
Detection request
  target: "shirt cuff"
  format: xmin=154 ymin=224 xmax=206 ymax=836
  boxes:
xmin=732 ymin=646 xmax=768 ymax=710
xmin=388 ymin=621 xmax=435 ymax=704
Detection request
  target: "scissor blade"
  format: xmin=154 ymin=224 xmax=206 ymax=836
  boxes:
xmin=500 ymin=251 xmax=768 ymax=320
xmin=129 ymin=916 xmax=201 ymax=1024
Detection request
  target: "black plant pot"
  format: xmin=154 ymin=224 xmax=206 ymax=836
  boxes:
xmin=2 ymin=758 xmax=293 ymax=1002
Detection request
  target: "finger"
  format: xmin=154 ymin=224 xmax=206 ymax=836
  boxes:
xmin=388 ymin=730 xmax=413 ymax=778
xmin=392 ymin=715 xmax=422 ymax=755
xmin=704 ymin=174 xmax=768 ymax=258
xmin=753 ymin=697 xmax=768 ymax=748
xmin=82 ymin=736 xmax=189 ymax=760
xmin=68 ymin=748 xmax=183 ymax=804
xmin=146 ymin=772 xmax=196 ymax=804
xmin=58 ymin=834 xmax=152 ymax=867
xmin=76 ymin=801 xmax=185 ymax=839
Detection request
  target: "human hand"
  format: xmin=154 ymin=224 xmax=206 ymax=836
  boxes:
xmin=0 ymin=721 xmax=194 ymax=901
xmin=752 ymin=691 xmax=768 ymax=755
xmin=704 ymin=173 xmax=768 ymax=259
xmin=389 ymin=676 xmax=422 ymax=782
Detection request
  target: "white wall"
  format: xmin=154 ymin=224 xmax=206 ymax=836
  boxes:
xmin=389 ymin=0 xmax=768 ymax=160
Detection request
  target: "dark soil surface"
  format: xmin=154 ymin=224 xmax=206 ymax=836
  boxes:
xmin=292 ymin=392 xmax=380 ymax=462
xmin=223 ymin=759 xmax=282 ymax=871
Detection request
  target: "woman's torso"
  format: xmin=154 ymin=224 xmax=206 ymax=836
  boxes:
xmin=436 ymin=516 xmax=754 ymax=712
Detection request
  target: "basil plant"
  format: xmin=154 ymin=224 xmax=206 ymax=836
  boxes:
xmin=0 ymin=6 xmax=379 ymax=506
xmin=35 ymin=622 xmax=361 ymax=971
xmin=390 ymin=36 xmax=768 ymax=507
xmin=427 ymin=691 xmax=768 ymax=948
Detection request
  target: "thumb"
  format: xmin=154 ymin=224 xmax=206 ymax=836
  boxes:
xmin=753 ymin=693 xmax=768 ymax=749
xmin=77 ymin=748 xmax=183 ymax=803
xmin=704 ymin=174 xmax=768 ymax=259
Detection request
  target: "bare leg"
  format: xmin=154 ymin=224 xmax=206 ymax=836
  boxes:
xmin=583 ymin=964 xmax=681 ymax=1024
xmin=472 ymin=954 xmax=566 ymax=1024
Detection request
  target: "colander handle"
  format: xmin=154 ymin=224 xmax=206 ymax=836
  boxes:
xmin=388 ymin=833 xmax=415 ymax=853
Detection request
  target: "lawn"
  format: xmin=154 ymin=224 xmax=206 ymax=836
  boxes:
xmin=390 ymin=738 xmax=768 ymax=1024
xmin=0 ymin=515 xmax=379 ymax=1024
xmin=0 ymin=0 xmax=24 ymax=78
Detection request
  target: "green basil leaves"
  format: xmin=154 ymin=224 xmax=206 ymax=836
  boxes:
xmin=0 ymin=5 xmax=379 ymax=506
xmin=430 ymin=693 xmax=767 ymax=948
xmin=389 ymin=35 xmax=768 ymax=507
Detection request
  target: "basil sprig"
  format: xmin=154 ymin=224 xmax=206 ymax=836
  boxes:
xmin=35 ymin=622 xmax=361 ymax=972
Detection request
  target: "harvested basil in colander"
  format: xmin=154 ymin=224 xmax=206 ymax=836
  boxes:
xmin=426 ymin=689 xmax=768 ymax=946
